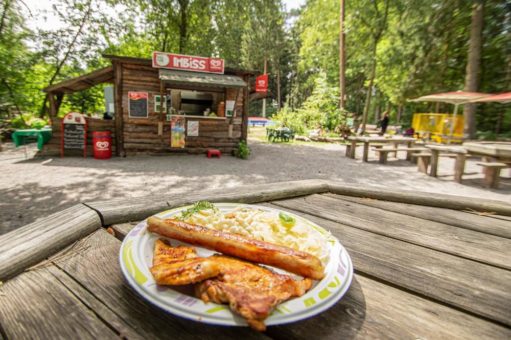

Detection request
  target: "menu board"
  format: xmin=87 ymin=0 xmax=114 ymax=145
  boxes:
xmin=63 ymin=124 xmax=86 ymax=149
xmin=129 ymin=92 xmax=149 ymax=118
xmin=61 ymin=112 xmax=87 ymax=158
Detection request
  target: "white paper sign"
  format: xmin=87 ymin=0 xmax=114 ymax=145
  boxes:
xmin=187 ymin=120 xmax=199 ymax=136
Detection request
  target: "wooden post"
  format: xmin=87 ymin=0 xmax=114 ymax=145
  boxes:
xmin=349 ymin=140 xmax=357 ymax=158
xmin=418 ymin=156 xmax=430 ymax=173
xmin=113 ymin=61 xmax=124 ymax=157
xmin=48 ymin=93 xmax=57 ymax=119
xmin=429 ymin=149 xmax=440 ymax=177
xmin=363 ymin=142 xmax=369 ymax=162
xmin=339 ymin=0 xmax=346 ymax=110
xmin=262 ymin=58 xmax=267 ymax=118
xmin=158 ymin=80 xmax=164 ymax=136
xmin=454 ymin=154 xmax=466 ymax=183
xmin=241 ymin=75 xmax=249 ymax=142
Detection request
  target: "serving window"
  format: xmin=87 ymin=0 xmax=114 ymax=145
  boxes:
xmin=165 ymin=89 xmax=226 ymax=117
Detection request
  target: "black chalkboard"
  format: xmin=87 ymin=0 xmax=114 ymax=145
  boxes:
xmin=129 ymin=93 xmax=148 ymax=118
xmin=63 ymin=124 xmax=86 ymax=150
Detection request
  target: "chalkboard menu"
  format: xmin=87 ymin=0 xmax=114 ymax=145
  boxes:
xmin=128 ymin=92 xmax=149 ymax=118
xmin=61 ymin=112 xmax=87 ymax=158
xmin=64 ymin=124 xmax=86 ymax=149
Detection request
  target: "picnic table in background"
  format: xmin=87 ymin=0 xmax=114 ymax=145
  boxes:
xmin=425 ymin=143 xmax=511 ymax=187
xmin=347 ymin=136 xmax=416 ymax=162
xmin=424 ymin=144 xmax=468 ymax=180
xmin=11 ymin=127 xmax=52 ymax=150
xmin=0 ymin=180 xmax=510 ymax=339
xmin=266 ymin=127 xmax=294 ymax=142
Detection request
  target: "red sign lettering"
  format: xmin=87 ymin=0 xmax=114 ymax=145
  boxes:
xmin=152 ymin=52 xmax=224 ymax=74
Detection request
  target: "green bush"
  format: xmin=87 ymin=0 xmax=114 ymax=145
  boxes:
xmin=9 ymin=114 xmax=48 ymax=129
xmin=234 ymin=140 xmax=251 ymax=159
xmin=271 ymin=72 xmax=342 ymax=135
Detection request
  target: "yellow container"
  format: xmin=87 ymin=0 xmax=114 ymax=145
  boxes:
xmin=412 ymin=113 xmax=464 ymax=144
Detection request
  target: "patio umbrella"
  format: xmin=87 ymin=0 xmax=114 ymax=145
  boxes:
xmin=409 ymin=91 xmax=492 ymax=143
xmin=469 ymin=92 xmax=511 ymax=104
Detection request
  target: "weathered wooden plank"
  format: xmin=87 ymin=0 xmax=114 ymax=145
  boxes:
xmin=272 ymin=194 xmax=511 ymax=270
xmin=324 ymin=193 xmax=511 ymax=239
xmin=265 ymin=202 xmax=511 ymax=327
xmin=266 ymin=274 xmax=511 ymax=340
xmin=0 ymin=267 xmax=118 ymax=339
xmin=110 ymin=221 xmax=138 ymax=240
xmin=53 ymin=229 xmax=268 ymax=339
xmin=87 ymin=180 xmax=329 ymax=226
xmin=327 ymin=181 xmax=511 ymax=216
xmin=0 ymin=204 xmax=101 ymax=281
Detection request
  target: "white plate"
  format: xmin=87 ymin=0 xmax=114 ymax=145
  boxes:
xmin=119 ymin=203 xmax=353 ymax=327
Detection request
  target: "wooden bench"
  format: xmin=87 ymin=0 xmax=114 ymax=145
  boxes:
xmin=476 ymin=162 xmax=510 ymax=189
xmin=372 ymin=147 xmax=398 ymax=164
xmin=397 ymin=147 xmax=429 ymax=161
xmin=411 ymin=152 xmax=432 ymax=173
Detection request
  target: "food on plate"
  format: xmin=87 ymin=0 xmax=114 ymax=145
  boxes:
xmin=177 ymin=202 xmax=329 ymax=264
xmin=150 ymin=240 xmax=221 ymax=285
xmin=151 ymin=239 xmax=312 ymax=331
xmin=147 ymin=216 xmax=325 ymax=280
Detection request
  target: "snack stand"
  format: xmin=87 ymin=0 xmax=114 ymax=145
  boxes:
xmin=42 ymin=53 xmax=252 ymax=157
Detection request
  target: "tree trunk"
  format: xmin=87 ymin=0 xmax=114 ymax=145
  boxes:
xmin=397 ymin=104 xmax=403 ymax=123
xmin=0 ymin=0 xmax=12 ymax=38
xmin=178 ymin=0 xmax=189 ymax=53
xmin=463 ymin=0 xmax=484 ymax=139
xmin=276 ymin=66 xmax=281 ymax=110
xmin=361 ymin=43 xmax=377 ymax=134
xmin=339 ymin=0 xmax=346 ymax=110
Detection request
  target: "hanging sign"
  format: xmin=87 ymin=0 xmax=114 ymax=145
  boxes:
xmin=128 ymin=92 xmax=149 ymax=118
xmin=255 ymin=74 xmax=268 ymax=93
xmin=152 ymin=52 xmax=224 ymax=74
xmin=171 ymin=116 xmax=186 ymax=148
xmin=61 ymin=112 xmax=87 ymax=158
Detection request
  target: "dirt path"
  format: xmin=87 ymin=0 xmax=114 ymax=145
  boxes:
xmin=1 ymin=140 xmax=509 ymax=235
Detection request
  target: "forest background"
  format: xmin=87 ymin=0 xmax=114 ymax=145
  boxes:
xmin=1 ymin=0 xmax=510 ymax=139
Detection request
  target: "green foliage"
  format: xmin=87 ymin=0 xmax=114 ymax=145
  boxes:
xmin=234 ymin=140 xmax=251 ymax=159
xmin=10 ymin=114 xmax=48 ymax=129
xmin=273 ymin=73 xmax=341 ymax=134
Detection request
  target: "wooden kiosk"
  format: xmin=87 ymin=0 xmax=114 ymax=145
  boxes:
xmin=42 ymin=53 xmax=252 ymax=157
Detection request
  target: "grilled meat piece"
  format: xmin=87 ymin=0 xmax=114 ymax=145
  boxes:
xmin=147 ymin=217 xmax=325 ymax=280
xmin=150 ymin=239 xmax=313 ymax=331
xmin=150 ymin=239 xmax=221 ymax=285
xmin=196 ymin=255 xmax=312 ymax=331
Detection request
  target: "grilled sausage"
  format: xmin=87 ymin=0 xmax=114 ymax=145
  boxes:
xmin=147 ymin=217 xmax=325 ymax=280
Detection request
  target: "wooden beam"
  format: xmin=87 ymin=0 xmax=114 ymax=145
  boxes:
xmin=113 ymin=61 xmax=124 ymax=157
xmin=48 ymin=92 xmax=57 ymax=119
xmin=85 ymin=180 xmax=330 ymax=226
xmin=242 ymin=76 xmax=249 ymax=141
xmin=327 ymin=181 xmax=511 ymax=215
xmin=0 ymin=204 xmax=102 ymax=281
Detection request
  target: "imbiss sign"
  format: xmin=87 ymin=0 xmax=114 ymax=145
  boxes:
xmin=152 ymin=52 xmax=224 ymax=74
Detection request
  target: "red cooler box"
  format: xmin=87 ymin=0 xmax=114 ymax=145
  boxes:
xmin=92 ymin=131 xmax=112 ymax=159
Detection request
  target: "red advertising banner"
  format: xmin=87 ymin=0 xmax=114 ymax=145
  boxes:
xmin=255 ymin=74 xmax=269 ymax=93
xmin=152 ymin=52 xmax=224 ymax=74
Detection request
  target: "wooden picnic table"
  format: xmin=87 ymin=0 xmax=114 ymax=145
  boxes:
xmin=1 ymin=180 xmax=510 ymax=339
xmin=424 ymin=144 xmax=468 ymax=180
xmin=347 ymin=136 xmax=416 ymax=162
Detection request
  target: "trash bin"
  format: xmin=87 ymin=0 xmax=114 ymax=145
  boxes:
xmin=92 ymin=131 xmax=112 ymax=159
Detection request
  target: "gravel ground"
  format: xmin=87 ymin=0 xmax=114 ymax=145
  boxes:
xmin=1 ymin=139 xmax=510 ymax=235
